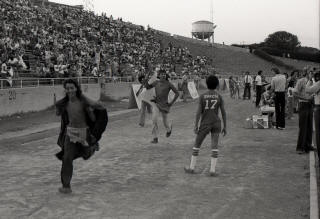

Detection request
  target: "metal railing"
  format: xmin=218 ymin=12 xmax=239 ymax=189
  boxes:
xmin=0 ymin=77 xmax=98 ymax=90
xmin=0 ymin=76 xmax=137 ymax=90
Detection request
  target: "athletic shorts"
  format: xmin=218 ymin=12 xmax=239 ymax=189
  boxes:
xmin=195 ymin=122 xmax=221 ymax=147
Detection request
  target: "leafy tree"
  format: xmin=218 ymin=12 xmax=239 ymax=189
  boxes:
xmin=264 ymin=31 xmax=300 ymax=51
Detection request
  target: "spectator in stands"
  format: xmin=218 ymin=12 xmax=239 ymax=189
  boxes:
xmin=194 ymin=73 xmax=201 ymax=90
xmin=0 ymin=0 xmax=214 ymax=80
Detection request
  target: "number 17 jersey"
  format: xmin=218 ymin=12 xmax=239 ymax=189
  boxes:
xmin=199 ymin=90 xmax=222 ymax=126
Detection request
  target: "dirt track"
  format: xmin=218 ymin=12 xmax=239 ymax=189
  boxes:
xmin=0 ymin=95 xmax=309 ymax=219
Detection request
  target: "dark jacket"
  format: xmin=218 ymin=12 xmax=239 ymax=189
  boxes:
xmin=55 ymin=95 xmax=108 ymax=160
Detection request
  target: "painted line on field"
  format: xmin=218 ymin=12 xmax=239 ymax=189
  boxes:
xmin=310 ymin=151 xmax=319 ymax=219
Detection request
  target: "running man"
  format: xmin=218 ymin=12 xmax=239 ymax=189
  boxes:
xmin=55 ymin=79 xmax=107 ymax=194
xmin=184 ymin=75 xmax=227 ymax=176
xmin=144 ymin=69 xmax=180 ymax=143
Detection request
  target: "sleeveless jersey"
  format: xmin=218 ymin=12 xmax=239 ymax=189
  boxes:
xmin=199 ymin=91 xmax=221 ymax=126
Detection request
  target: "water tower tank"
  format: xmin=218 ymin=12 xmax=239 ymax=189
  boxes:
xmin=192 ymin=20 xmax=215 ymax=39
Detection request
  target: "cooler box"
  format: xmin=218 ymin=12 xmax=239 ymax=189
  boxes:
xmin=252 ymin=115 xmax=269 ymax=129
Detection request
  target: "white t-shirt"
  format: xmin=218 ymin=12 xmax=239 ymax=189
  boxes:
xmin=255 ymin=75 xmax=262 ymax=86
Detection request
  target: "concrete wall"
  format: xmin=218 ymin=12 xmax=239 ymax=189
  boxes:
xmin=101 ymin=82 xmax=133 ymax=101
xmin=0 ymin=79 xmax=208 ymax=117
xmin=0 ymin=84 xmax=100 ymax=117
xmin=100 ymin=80 xmax=197 ymax=101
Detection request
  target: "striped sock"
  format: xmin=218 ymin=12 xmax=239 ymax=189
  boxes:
xmin=210 ymin=149 xmax=219 ymax=173
xmin=190 ymin=147 xmax=200 ymax=169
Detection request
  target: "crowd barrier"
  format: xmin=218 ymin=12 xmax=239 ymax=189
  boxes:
xmin=0 ymin=76 xmax=136 ymax=90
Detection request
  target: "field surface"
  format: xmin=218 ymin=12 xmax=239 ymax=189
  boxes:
xmin=0 ymin=92 xmax=309 ymax=219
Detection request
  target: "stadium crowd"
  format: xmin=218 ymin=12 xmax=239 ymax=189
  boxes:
xmin=0 ymin=0 xmax=212 ymax=85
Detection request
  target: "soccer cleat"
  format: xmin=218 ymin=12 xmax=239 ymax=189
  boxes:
xmin=59 ymin=187 xmax=72 ymax=194
xmin=166 ymin=125 xmax=172 ymax=137
xmin=151 ymin=138 xmax=158 ymax=144
xmin=184 ymin=166 xmax=195 ymax=174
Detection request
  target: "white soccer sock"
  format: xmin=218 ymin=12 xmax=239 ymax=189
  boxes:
xmin=190 ymin=156 xmax=197 ymax=170
xmin=190 ymin=147 xmax=199 ymax=169
xmin=210 ymin=150 xmax=218 ymax=173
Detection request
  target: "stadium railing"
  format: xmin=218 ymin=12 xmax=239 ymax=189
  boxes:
xmin=0 ymin=76 xmax=134 ymax=90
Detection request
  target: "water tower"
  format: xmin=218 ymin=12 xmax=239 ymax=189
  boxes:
xmin=191 ymin=20 xmax=217 ymax=43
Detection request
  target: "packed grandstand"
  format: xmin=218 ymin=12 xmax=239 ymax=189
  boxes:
xmin=0 ymin=0 xmax=213 ymax=87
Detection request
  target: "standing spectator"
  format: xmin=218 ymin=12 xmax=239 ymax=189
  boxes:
xmin=234 ymin=76 xmax=241 ymax=99
xmin=270 ymin=68 xmax=286 ymax=130
xmin=243 ymin=71 xmax=253 ymax=100
xmin=286 ymin=71 xmax=297 ymax=119
xmin=293 ymin=70 xmax=314 ymax=154
xmin=229 ymin=76 xmax=236 ymax=99
xmin=255 ymin=70 xmax=263 ymax=107
xmin=306 ymin=71 xmax=320 ymax=160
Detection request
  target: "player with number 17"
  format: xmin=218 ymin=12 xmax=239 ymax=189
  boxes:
xmin=184 ymin=75 xmax=227 ymax=176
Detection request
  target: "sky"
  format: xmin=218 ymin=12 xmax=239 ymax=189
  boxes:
xmin=51 ymin=0 xmax=319 ymax=49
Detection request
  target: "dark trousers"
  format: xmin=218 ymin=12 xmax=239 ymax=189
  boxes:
xmin=243 ymin=83 xmax=251 ymax=99
xmin=296 ymin=102 xmax=313 ymax=152
xmin=314 ymin=106 xmax=320 ymax=158
xmin=274 ymin=92 xmax=286 ymax=128
xmin=255 ymin=85 xmax=262 ymax=107
xmin=61 ymin=137 xmax=92 ymax=188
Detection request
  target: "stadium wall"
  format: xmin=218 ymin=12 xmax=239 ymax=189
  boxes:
xmin=0 ymin=84 xmax=100 ymax=117
xmin=0 ymin=79 xmax=209 ymax=117
xmin=101 ymin=82 xmax=133 ymax=101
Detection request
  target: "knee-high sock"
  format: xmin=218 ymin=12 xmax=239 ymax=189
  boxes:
xmin=210 ymin=149 xmax=218 ymax=173
xmin=190 ymin=147 xmax=199 ymax=169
